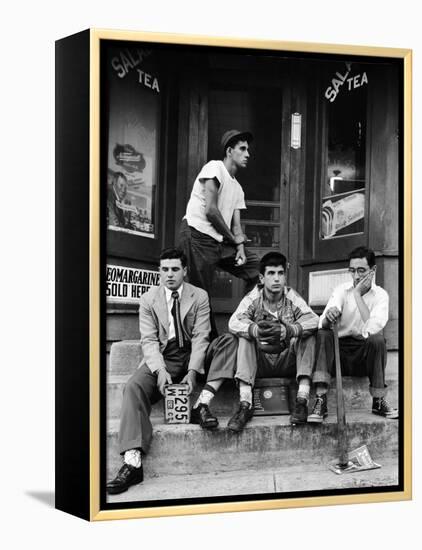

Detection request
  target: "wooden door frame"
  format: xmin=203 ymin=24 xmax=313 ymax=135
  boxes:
xmin=177 ymin=60 xmax=306 ymax=308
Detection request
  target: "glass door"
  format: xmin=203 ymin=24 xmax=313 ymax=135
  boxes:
xmin=207 ymin=80 xmax=287 ymax=311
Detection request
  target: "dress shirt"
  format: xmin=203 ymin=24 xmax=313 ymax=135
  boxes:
xmin=164 ymin=285 xmax=183 ymax=340
xmin=319 ymin=281 xmax=389 ymax=338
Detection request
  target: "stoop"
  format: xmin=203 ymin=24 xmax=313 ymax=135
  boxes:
xmin=106 ymin=340 xmax=400 ymax=502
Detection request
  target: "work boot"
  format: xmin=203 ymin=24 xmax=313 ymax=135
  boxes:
xmin=307 ymin=394 xmax=328 ymax=423
xmin=190 ymin=403 xmax=219 ymax=429
xmin=290 ymin=397 xmax=308 ymax=425
xmin=227 ymin=401 xmax=253 ymax=433
xmin=372 ymin=397 xmax=399 ymax=419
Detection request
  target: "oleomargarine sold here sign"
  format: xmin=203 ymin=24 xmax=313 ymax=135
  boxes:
xmin=106 ymin=264 xmax=160 ymax=303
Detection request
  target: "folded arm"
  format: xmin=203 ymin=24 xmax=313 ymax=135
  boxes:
xmin=285 ymin=289 xmax=319 ymax=338
xmin=204 ymin=178 xmax=244 ymax=245
xmin=228 ymin=287 xmax=259 ymax=339
xmin=361 ymin=292 xmax=389 ymax=337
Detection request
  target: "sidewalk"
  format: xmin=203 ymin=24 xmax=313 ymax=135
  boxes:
xmin=106 ymin=349 xmax=400 ymax=504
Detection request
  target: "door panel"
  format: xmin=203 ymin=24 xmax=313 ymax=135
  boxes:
xmin=205 ymin=79 xmax=290 ymax=311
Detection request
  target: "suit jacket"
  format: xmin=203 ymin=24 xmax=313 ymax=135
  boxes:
xmin=138 ymin=282 xmax=211 ymax=374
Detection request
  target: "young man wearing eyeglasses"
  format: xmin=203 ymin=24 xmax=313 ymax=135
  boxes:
xmin=308 ymin=246 xmax=398 ymax=423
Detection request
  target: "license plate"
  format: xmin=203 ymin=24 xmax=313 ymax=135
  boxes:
xmin=164 ymin=384 xmax=190 ymax=423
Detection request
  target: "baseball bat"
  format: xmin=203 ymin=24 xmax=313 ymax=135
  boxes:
xmin=333 ymin=323 xmax=349 ymax=467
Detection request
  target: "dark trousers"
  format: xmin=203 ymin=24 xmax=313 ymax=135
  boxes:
xmin=312 ymin=328 xmax=387 ymax=398
xmin=179 ymin=219 xmax=260 ymax=337
xmin=204 ymin=333 xmax=239 ymax=382
xmin=118 ymin=335 xmax=239 ymax=456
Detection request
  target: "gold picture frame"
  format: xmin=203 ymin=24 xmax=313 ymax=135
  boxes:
xmin=55 ymin=28 xmax=412 ymax=521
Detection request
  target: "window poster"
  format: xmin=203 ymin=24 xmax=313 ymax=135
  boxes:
xmin=321 ymin=62 xmax=368 ymax=239
xmin=106 ymin=46 xmax=161 ymax=238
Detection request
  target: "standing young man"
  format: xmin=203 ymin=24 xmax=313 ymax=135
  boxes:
xmin=308 ymin=246 xmax=398 ymax=423
xmin=192 ymin=252 xmax=319 ymax=431
xmin=179 ymin=129 xmax=260 ymax=335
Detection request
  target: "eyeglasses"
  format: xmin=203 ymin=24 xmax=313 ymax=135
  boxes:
xmin=348 ymin=268 xmax=369 ymax=276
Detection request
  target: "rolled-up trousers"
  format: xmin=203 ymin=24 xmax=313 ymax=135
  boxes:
xmin=312 ymin=328 xmax=387 ymax=398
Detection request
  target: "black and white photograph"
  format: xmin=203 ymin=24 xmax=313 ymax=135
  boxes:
xmin=101 ymin=35 xmax=407 ymax=511
xmin=6 ymin=0 xmax=422 ymax=543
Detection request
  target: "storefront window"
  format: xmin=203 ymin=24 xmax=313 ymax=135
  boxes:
xmin=106 ymin=46 xmax=161 ymax=238
xmin=212 ymin=269 xmax=234 ymax=299
xmin=320 ymin=63 xmax=367 ymax=239
xmin=242 ymin=223 xmax=280 ymax=248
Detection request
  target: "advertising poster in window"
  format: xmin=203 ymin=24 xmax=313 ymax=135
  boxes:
xmin=106 ymin=47 xmax=160 ymax=238
xmin=321 ymin=62 xmax=368 ymax=239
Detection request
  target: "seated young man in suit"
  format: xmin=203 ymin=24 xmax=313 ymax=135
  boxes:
xmin=191 ymin=252 xmax=319 ymax=431
xmin=107 ymin=247 xmax=214 ymax=495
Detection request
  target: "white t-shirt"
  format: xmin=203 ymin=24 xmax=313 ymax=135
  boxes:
xmin=184 ymin=160 xmax=246 ymax=242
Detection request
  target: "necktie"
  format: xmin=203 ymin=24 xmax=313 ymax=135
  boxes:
xmin=171 ymin=290 xmax=185 ymax=348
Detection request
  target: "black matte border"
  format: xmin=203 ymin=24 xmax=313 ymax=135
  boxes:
xmin=55 ymin=29 xmax=91 ymax=521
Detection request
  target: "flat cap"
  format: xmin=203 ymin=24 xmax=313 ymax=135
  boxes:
xmin=221 ymin=129 xmax=253 ymax=152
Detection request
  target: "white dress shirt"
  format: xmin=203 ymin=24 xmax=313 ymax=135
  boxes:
xmin=164 ymin=285 xmax=183 ymax=340
xmin=319 ymin=281 xmax=389 ymax=338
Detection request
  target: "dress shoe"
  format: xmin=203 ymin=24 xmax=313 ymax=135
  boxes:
xmin=290 ymin=397 xmax=308 ymax=425
xmin=106 ymin=463 xmax=144 ymax=495
xmin=227 ymin=401 xmax=253 ymax=433
xmin=372 ymin=397 xmax=399 ymax=419
xmin=307 ymin=394 xmax=328 ymax=423
xmin=190 ymin=403 xmax=219 ymax=429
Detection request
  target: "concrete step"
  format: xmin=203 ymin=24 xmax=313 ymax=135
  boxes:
xmin=106 ymin=457 xmax=399 ymax=503
xmin=106 ymin=374 xmax=398 ymax=419
xmin=106 ymin=411 xmax=398 ymax=479
xmin=108 ymin=340 xmax=143 ymax=374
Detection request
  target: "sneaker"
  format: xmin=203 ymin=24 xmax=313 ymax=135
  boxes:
xmin=190 ymin=403 xmax=219 ymax=429
xmin=372 ymin=397 xmax=399 ymax=419
xmin=307 ymin=394 xmax=328 ymax=423
xmin=227 ymin=401 xmax=253 ymax=433
xmin=290 ymin=397 xmax=308 ymax=424
xmin=106 ymin=463 xmax=144 ymax=495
